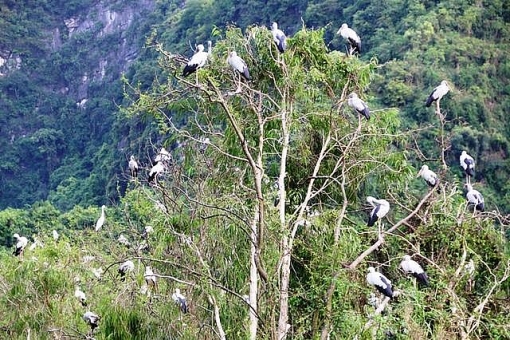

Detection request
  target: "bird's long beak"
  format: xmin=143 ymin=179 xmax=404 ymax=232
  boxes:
xmin=416 ymin=170 xmax=422 ymax=178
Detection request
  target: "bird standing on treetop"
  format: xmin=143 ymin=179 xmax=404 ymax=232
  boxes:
xmin=459 ymin=151 xmax=475 ymax=179
xmin=347 ymin=93 xmax=370 ymax=120
xmin=337 ymin=23 xmax=361 ymax=55
xmin=129 ymin=155 xmax=138 ymax=178
xmin=155 ymin=147 xmax=171 ymax=163
xmin=182 ymin=41 xmax=212 ymax=77
xmin=227 ymin=51 xmax=251 ymax=81
xmin=271 ymin=22 xmax=287 ymax=53
xmin=13 ymin=233 xmax=28 ymax=257
xmin=95 ymin=205 xmax=106 ymax=231
xmin=366 ymin=196 xmax=390 ymax=227
xmin=400 ymin=255 xmax=429 ymax=286
xmin=465 ymin=183 xmax=485 ymax=212
xmin=366 ymin=267 xmax=393 ymax=298
xmin=425 ymin=80 xmax=450 ymax=107
xmin=172 ymin=288 xmax=189 ymax=313
xmin=417 ymin=165 xmax=439 ymax=187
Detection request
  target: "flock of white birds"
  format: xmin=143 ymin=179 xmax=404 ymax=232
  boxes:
xmin=9 ymin=21 xmax=488 ymax=335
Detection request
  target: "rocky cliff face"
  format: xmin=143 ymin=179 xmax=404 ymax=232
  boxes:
xmin=0 ymin=0 xmax=157 ymax=209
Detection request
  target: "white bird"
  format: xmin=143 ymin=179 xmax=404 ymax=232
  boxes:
xmin=128 ymin=155 xmax=138 ymax=178
xmin=459 ymin=151 xmax=475 ymax=178
xmin=347 ymin=93 xmax=370 ymax=120
xmin=142 ymin=225 xmax=154 ymax=239
xmin=425 ymin=80 xmax=450 ymax=107
xmin=271 ymin=22 xmax=287 ymax=53
xmin=91 ymin=267 xmax=103 ymax=279
xmin=182 ymin=41 xmax=212 ymax=77
xmin=366 ymin=267 xmax=393 ymax=298
xmin=117 ymin=234 xmax=130 ymax=247
xmin=465 ymin=183 xmax=485 ymax=212
xmin=400 ymin=255 xmax=429 ymax=286
xmin=75 ymin=286 xmax=87 ymax=306
xmin=29 ymin=236 xmax=43 ymax=251
xmin=148 ymin=161 xmax=165 ymax=183
xmin=95 ymin=205 xmax=106 ymax=231
xmin=337 ymin=23 xmax=361 ymax=55
xmin=144 ymin=266 xmax=157 ymax=288
xmin=118 ymin=260 xmax=135 ymax=281
xmin=52 ymin=230 xmax=59 ymax=241
xmin=83 ymin=311 xmax=100 ymax=330
xmin=366 ymin=196 xmax=390 ymax=227
xmin=13 ymin=233 xmax=28 ymax=257
xmin=154 ymin=147 xmax=171 ymax=163
xmin=227 ymin=51 xmax=251 ymax=81
xmin=417 ymin=165 xmax=439 ymax=187
xmin=172 ymin=288 xmax=189 ymax=313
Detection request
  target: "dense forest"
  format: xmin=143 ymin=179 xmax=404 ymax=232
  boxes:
xmin=0 ymin=0 xmax=509 ymax=339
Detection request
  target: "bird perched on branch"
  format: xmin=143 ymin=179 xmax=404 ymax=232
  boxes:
xmin=118 ymin=260 xmax=135 ymax=281
xmin=95 ymin=205 xmax=106 ymax=231
xmin=83 ymin=311 xmax=100 ymax=330
xmin=144 ymin=266 xmax=157 ymax=288
xmin=400 ymin=255 xmax=429 ymax=286
xmin=425 ymin=80 xmax=450 ymax=107
xmin=172 ymin=288 xmax=189 ymax=313
xmin=367 ymin=267 xmax=393 ymax=298
xmin=347 ymin=93 xmax=370 ymax=120
xmin=337 ymin=23 xmax=361 ymax=55
xmin=459 ymin=151 xmax=475 ymax=179
xmin=271 ymin=22 xmax=287 ymax=53
xmin=182 ymin=41 xmax=212 ymax=77
xmin=13 ymin=233 xmax=28 ymax=257
xmin=227 ymin=51 xmax=251 ymax=81
xmin=148 ymin=161 xmax=166 ymax=183
xmin=155 ymin=147 xmax=171 ymax=163
xmin=366 ymin=196 xmax=390 ymax=227
xmin=417 ymin=165 xmax=439 ymax=187
xmin=465 ymin=183 xmax=484 ymax=212
xmin=128 ymin=155 xmax=138 ymax=178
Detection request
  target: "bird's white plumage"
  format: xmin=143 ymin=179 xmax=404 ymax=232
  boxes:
xmin=347 ymin=93 xmax=370 ymax=119
xmin=172 ymin=288 xmax=188 ymax=313
xmin=366 ymin=267 xmax=391 ymax=289
xmin=227 ymin=51 xmax=251 ymax=80
xmin=52 ymin=230 xmax=59 ymax=241
xmin=148 ymin=161 xmax=165 ymax=182
xmin=155 ymin=147 xmax=171 ymax=163
xmin=182 ymin=41 xmax=212 ymax=77
xmin=13 ymin=233 xmax=28 ymax=256
xmin=367 ymin=196 xmax=390 ymax=218
xmin=95 ymin=205 xmax=106 ymax=231
xmin=119 ymin=260 xmax=135 ymax=274
xmin=337 ymin=23 xmax=361 ymax=53
xmin=83 ymin=311 xmax=100 ymax=329
xmin=465 ymin=183 xmax=484 ymax=211
xmin=459 ymin=151 xmax=475 ymax=175
xmin=129 ymin=155 xmax=138 ymax=177
xmin=418 ymin=165 xmax=439 ymax=186
xmin=271 ymin=22 xmax=287 ymax=53
xmin=366 ymin=196 xmax=390 ymax=226
xmin=145 ymin=266 xmax=157 ymax=286
xmin=118 ymin=234 xmax=130 ymax=247
xmin=75 ymin=286 xmax=87 ymax=306
xmin=400 ymin=255 xmax=424 ymax=275
xmin=426 ymin=80 xmax=450 ymax=107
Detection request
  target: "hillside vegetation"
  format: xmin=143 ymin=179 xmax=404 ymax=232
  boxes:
xmin=0 ymin=23 xmax=509 ymax=340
